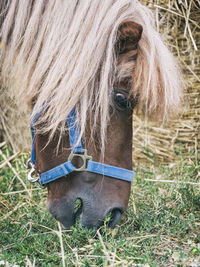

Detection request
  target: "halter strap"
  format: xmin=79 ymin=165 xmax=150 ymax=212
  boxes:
xmin=67 ymin=108 xmax=83 ymax=153
xmin=29 ymin=107 xmax=135 ymax=186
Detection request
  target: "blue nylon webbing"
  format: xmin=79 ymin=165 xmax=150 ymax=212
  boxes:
xmin=39 ymin=160 xmax=134 ymax=184
xmin=86 ymin=161 xmax=134 ymax=182
xmin=30 ymin=111 xmax=43 ymax=165
xmin=40 ymin=161 xmax=76 ymax=184
xmin=66 ymin=108 xmax=83 ymax=153
xmin=30 ymin=105 xmax=47 ymax=165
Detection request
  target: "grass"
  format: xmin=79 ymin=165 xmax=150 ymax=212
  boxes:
xmin=0 ymin=141 xmax=200 ymax=267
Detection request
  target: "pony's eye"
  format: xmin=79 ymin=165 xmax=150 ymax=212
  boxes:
xmin=114 ymin=93 xmax=132 ymax=110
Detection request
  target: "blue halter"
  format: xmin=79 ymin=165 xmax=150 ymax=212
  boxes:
xmin=28 ymin=108 xmax=135 ymax=187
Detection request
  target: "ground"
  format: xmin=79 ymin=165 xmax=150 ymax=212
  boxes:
xmin=0 ymin=141 xmax=199 ymax=267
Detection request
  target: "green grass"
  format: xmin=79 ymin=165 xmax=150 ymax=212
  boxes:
xmin=0 ymin=142 xmax=199 ymax=267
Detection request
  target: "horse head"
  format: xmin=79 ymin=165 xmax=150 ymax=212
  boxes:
xmin=33 ymin=21 xmax=142 ymax=228
xmin=0 ymin=0 xmax=183 ymax=229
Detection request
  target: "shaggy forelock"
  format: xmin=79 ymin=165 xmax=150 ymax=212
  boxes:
xmin=0 ymin=0 xmax=183 ymax=152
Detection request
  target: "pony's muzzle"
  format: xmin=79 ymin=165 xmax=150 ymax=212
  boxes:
xmin=79 ymin=206 xmax=123 ymax=229
xmin=48 ymin=196 xmax=124 ymax=229
xmin=73 ymin=197 xmax=123 ymax=229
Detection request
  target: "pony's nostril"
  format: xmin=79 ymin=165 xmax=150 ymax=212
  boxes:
xmin=74 ymin=198 xmax=83 ymax=219
xmin=105 ymin=208 xmax=123 ymax=228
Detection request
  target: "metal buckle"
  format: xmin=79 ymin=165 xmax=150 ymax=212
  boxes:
xmin=27 ymin=158 xmax=46 ymax=189
xmin=68 ymin=149 xmax=92 ymax=171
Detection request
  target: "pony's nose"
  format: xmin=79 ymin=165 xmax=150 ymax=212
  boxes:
xmin=80 ymin=206 xmax=123 ymax=229
xmin=106 ymin=208 xmax=123 ymax=228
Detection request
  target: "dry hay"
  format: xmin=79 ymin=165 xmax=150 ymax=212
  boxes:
xmin=132 ymin=0 xmax=200 ymax=165
xmin=0 ymin=89 xmax=31 ymax=152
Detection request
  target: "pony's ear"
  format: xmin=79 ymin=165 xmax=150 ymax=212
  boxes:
xmin=116 ymin=21 xmax=143 ymax=55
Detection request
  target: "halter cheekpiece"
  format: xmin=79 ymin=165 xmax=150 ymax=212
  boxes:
xmin=28 ymin=107 xmax=135 ymax=188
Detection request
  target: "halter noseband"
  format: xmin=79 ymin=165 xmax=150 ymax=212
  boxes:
xmin=28 ymin=108 xmax=135 ymax=188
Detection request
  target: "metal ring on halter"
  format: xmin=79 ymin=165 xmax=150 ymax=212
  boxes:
xmin=27 ymin=165 xmax=39 ymax=183
xmin=27 ymin=160 xmax=46 ymax=189
xmin=68 ymin=149 xmax=92 ymax=171
xmin=25 ymin=158 xmax=33 ymax=169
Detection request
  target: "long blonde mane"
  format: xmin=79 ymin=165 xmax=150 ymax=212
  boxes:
xmin=0 ymin=0 xmax=183 ymax=151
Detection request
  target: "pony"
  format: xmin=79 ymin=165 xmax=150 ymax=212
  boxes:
xmin=0 ymin=0 xmax=183 ymax=229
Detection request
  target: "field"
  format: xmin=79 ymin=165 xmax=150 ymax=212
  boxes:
xmin=0 ymin=141 xmax=199 ymax=267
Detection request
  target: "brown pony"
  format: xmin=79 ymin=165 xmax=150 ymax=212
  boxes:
xmin=0 ymin=0 xmax=183 ymax=228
